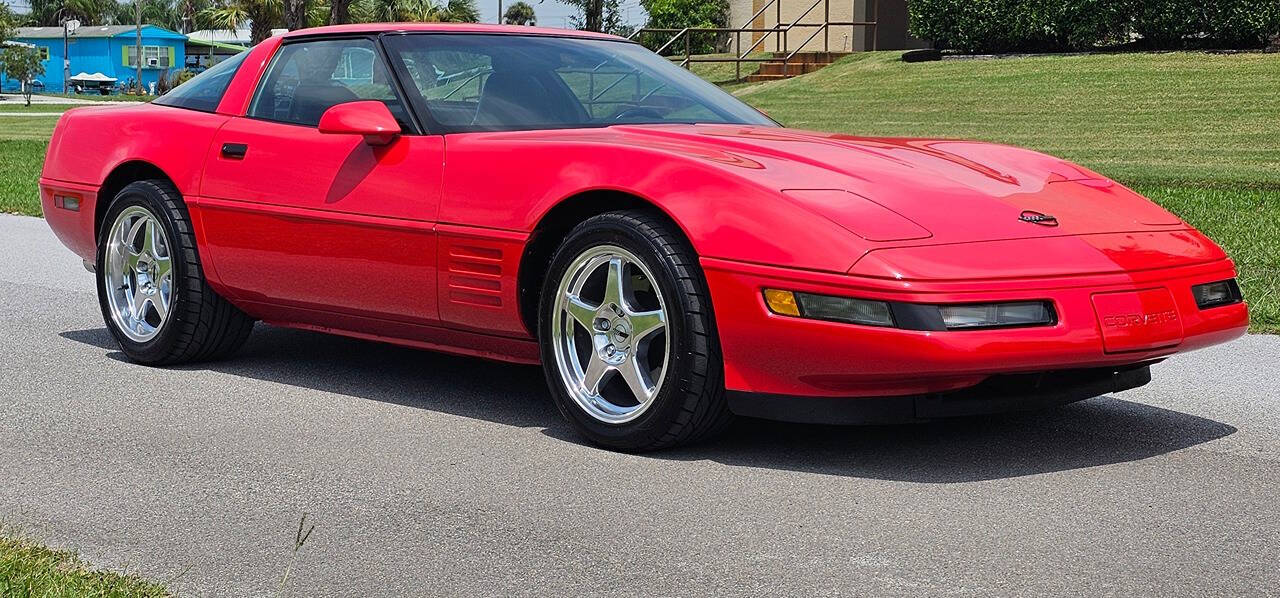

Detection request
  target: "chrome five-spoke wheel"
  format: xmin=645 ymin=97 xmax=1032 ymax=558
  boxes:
xmin=103 ymin=205 xmax=173 ymax=342
xmin=551 ymin=245 xmax=670 ymax=424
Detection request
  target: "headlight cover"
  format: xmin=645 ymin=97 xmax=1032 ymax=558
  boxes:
xmin=938 ymin=302 xmax=1055 ymax=329
xmin=764 ymin=289 xmax=1056 ymax=331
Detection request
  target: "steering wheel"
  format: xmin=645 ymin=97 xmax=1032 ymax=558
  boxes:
xmin=612 ymin=106 xmax=666 ymax=122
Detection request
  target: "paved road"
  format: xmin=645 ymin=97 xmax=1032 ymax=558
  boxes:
xmin=1 ymin=213 xmax=1277 ymax=597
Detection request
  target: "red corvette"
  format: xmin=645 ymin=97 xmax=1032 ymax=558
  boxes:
xmin=41 ymin=24 xmax=1248 ymax=450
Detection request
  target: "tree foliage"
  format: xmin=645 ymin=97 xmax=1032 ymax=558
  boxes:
xmin=503 ymin=1 xmax=536 ymax=25
xmin=366 ymin=0 xmax=478 ymax=22
xmin=0 ymin=3 xmax=16 ymax=41
xmin=559 ymin=0 xmax=629 ymax=34
xmin=202 ymin=0 xmax=281 ymax=44
xmin=0 ymin=44 xmax=45 ymax=106
xmin=640 ymin=0 xmax=729 ymax=53
xmin=12 ymin=0 xmax=481 ymax=45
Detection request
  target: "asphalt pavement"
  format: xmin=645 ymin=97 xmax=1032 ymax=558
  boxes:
xmin=1 ymin=213 xmax=1277 ymax=596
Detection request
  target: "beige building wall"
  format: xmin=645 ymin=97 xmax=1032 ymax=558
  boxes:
xmin=726 ymin=0 xmax=926 ymax=54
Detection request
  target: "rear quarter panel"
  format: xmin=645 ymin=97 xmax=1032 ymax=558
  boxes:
xmin=42 ymin=103 xmax=228 ymax=194
xmin=40 ymin=104 xmax=230 ymax=261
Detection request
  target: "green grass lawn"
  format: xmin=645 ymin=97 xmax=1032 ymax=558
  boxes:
xmin=0 ymin=52 xmax=1275 ymax=330
xmin=0 ymin=104 xmax=79 ymax=113
xmin=735 ymin=51 xmax=1279 ymax=332
xmin=0 ymin=534 xmax=169 ymax=597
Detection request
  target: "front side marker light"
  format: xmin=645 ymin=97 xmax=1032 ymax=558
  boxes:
xmin=1192 ymin=279 xmax=1242 ymax=309
xmin=53 ymin=195 xmax=80 ymax=211
xmin=763 ymin=289 xmax=800 ymax=316
xmin=764 ymin=289 xmax=895 ymax=327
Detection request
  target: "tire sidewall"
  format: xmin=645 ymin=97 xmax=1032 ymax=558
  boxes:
xmin=538 ymin=215 xmax=705 ymax=449
xmin=96 ymin=183 xmax=190 ymax=363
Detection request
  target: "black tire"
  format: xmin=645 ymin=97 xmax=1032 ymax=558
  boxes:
xmin=538 ymin=210 xmax=732 ymax=451
xmin=96 ymin=179 xmax=254 ymax=365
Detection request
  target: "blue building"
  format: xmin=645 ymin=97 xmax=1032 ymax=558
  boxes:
xmin=9 ymin=25 xmax=187 ymax=93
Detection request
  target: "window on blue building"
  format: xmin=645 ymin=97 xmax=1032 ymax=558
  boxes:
xmin=125 ymin=45 xmax=173 ymax=69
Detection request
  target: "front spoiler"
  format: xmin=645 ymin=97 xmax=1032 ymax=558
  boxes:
xmin=726 ymin=363 xmax=1154 ymax=425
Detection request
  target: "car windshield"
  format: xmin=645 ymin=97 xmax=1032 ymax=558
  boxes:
xmin=381 ymin=34 xmax=778 ymax=133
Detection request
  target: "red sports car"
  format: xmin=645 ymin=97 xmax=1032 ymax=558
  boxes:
xmin=41 ymin=24 xmax=1248 ymax=450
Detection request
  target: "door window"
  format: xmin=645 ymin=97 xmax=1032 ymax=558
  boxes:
xmin=247 ymin=38 xmax=414 ymax=130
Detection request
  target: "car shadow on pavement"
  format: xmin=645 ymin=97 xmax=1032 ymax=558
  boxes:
xmin=62 ymin=324 xmax=1236 ymax=484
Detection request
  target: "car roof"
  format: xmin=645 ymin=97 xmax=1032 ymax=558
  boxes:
xmin=282 ymin=22 xmax=630 ymax=43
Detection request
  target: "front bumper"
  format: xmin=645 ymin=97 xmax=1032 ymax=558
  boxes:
xmin=703 ymin=256 xmax=1248 ymax=399
xmin=728 ymin=363 xmax=1154 ymax=424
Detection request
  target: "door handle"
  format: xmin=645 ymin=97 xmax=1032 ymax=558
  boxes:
xmin=221 ymin=143 xmax=248 ymax=159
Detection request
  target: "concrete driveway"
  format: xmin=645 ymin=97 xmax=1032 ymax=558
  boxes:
xmin=1 ymin=213 xmax=1277 ymax=596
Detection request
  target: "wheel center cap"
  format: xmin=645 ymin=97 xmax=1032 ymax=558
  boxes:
xmin=610 ymin=320 xmax=631 ymax=345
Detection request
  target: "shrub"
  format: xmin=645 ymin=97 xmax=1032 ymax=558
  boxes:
xmin=909 ymin=0 xmax=1280 ymax=53
xmin=157 ymin=69 xmax=198 ymax=95
xmin=1201 ymin=0 xmax=1280 ymax=47
xmin=1045 ymin=0 xmax=1135 ymax=50
xmin=1132 ymin=0 xmax=1199 ymax=47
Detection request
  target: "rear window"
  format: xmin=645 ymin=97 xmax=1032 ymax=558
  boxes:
xmin=153 ymin=51 xmax=248 ymax=113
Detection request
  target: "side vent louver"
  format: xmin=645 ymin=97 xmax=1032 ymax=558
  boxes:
xmin=447 ymin=245 xmax=504 ymax=307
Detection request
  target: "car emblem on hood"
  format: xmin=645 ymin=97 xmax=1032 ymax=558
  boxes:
xmin=1019 ymin=210 xmax=1059 ymax=226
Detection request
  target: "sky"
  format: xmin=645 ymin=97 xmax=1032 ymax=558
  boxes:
xmin=0 ymin=0 xmax=650 ymax=31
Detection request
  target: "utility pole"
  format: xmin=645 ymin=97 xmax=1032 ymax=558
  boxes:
xmin=62 ymin=19 xmax=78 ymax=95
xmin=498 ymin=0 xmax=503 ymax=24
xmin=135 ymin=0 xmax=143 ymax=95
xmin=62 ymin=21 xmax=68 ymax=94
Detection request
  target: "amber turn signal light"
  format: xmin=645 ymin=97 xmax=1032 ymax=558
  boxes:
xmin=762 ymin=289 xmax=800 ymax=316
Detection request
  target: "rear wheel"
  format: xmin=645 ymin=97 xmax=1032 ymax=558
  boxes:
xmin=96 ymin=180 xmax=253 ymax=365
xmin=539 ymin=211 xmax=731 ymax=451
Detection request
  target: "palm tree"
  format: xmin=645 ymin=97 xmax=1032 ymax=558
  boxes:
xmin=112 ymin=0 xmax=185 ymax=31
xmin=444 ymin=0 xmax=478 ymax=22
xmin=369 ymin=0 xmax=477 ymax=22
xmin=26 ymin=0 xmax=120 ymax=26
xmin=202 ymin=0 xmax=281 ymax=43
xmin=502 ymin=0 xmax=535 ymax=25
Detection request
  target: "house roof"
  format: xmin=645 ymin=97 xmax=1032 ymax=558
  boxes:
xmin=186 ymin=38 xmax=247 ymax=52
xmin=14 ymin=25 xmax=186 ymax=40
xmin=187 ymin=29 xmax=251 ymax=46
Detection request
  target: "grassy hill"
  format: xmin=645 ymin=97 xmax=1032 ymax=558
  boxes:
xmin=732 ymin=51 xmax=1279 ymax=332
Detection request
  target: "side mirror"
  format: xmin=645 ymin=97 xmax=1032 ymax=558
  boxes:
xmin=318 ymin=100 xmax=401 ymax=146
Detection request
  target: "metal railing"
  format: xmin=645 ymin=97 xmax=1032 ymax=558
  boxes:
xmin=629 ymin=0 xmax=878 ymax=81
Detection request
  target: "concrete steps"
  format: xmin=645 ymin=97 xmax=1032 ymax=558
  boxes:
xmin=743 ymin=51 xmax=849 ymax=82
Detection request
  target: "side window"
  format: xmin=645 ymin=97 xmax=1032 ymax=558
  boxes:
xmin=247 ymin=38 xmax=411 ymax=129
xmin=395 ymin=49 xmax=491 ymax=126
xmin=153 ymin=50 xmax=248 ymax=113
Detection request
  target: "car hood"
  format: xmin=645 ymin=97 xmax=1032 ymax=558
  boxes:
xmin=609 ymin=124 xmax=1185 ymax=246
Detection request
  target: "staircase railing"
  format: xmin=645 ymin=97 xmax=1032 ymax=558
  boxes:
xmin=629 ymin=0 xmax=878 ymax=81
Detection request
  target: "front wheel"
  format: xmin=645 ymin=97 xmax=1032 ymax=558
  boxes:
xmin=538 ymin=211 xmax=731 ymax=451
